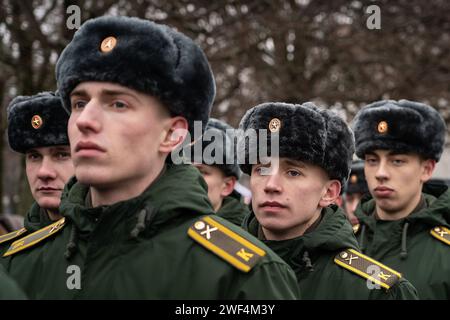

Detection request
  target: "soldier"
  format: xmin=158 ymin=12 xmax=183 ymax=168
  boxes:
xmin=2 ymin=16 xmax=300 ymax=299
xmin=352 ymin=99 xmax=450 ymax=299
xmin=343 ymin=160 xmax=368 ymax=227
xmin=0 ymin=92 xmax=73 ymax=256
xmin=190 ymin=118 xmax=249 ymax=226
xmin=240 ymin=102 xmax=418 ymax=299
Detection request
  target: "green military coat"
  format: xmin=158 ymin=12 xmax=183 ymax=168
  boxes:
xmin=216 ymin=191 xmax=250 ymax=226
xmin=242 ymin=205 xmax=418 ymax=299
xmin=2 ymin=164 xmax=300 ymax=300
xmin=355 ymin=184 xmax=450 ymax=299
xmin=0 ymin=202 xmax=54 ymax=258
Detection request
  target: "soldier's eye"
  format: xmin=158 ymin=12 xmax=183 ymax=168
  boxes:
xmin=287 ymin=169 xmax=301 ymax=177
xmin=72 ymin=101 xmax=87 ymax=110
xmin=27 ymin=153 xmax=41 ymax=161
xmin=112 ymin=101 xmax=128 ymax=109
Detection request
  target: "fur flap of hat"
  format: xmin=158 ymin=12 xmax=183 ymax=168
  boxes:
xmin=238 ymin=102 xmax=355 ymax=185
xmin=7 ymin=92 xmax=69 ymax=153
xmin=352 ymin=100 xmax=447 ymax=161
xmin=56 ymin=15 xmax=215 ymax=136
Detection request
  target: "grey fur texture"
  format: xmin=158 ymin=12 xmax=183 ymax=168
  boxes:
xmin=189 ymin=118 xmax=241 ymax=178
xmin=352 ymin=100 xmax=446 ymax=161
xmin=56 ymin=16 xmax=215 ymax=136
xmin=239 ymin=102 xmax=355 ymax=185
xmin=7 ymin=91 xmax=69 ymax=153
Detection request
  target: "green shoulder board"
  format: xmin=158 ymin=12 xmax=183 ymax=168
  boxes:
xmin=3 ymin=218 xmax=65 ymax=257
xmin=430 ymin=226 xmax=450 ymax=246
xmin=334 ymin=248 xmax=402 ymax=290
xmin=188 ymin=215 xmax=266 ymax=272
xmin=0 ymin=228 xmax=27 ymax=245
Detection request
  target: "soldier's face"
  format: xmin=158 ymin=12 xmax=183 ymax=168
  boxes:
xmin=364 ymin=150 xmax=435 ymax=219
xmin=194 ymin=164 xmax=235 ymax=212
xmin=68 ymin=82 xmax=181 ymax=192
xmin=250 ymin=158 xmax=340 ymax=240
xmin=25 ymin=145 xmax=74 ymax=210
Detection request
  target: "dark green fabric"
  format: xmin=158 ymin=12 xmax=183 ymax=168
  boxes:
xmin=354 ymin=184 xmax=450 ymax=299
xmin=0 ymin=264 xmax=27 ymax=299
xmin=216 ymin=191 xmax=250 ymax=226
xmin=242 ymin=205 xmax=418 ymax=299
xmin=0 ymin=202 xmax=53 ymax=258
xmin=3 ymin=164 xmax=300 ymax=299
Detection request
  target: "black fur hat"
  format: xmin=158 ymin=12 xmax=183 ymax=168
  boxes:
xmin=56 ymin=15 xmax=215 ymax=135
xmin=352 ymin=100 xmax=447 ymax=161
xmin=7 ymin=92 xmax=69 ymax=153
xmin=238 ymin=102 xmax=355 ymax=185
xmin=345 ymin=160 xmax=368 ymax=194
xmin=188 ymin=118 xmax=241 ymax=178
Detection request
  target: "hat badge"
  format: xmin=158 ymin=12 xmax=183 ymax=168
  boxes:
xmin=31 ymin=115 xmax=43 ymax=129
xmin=269 ymin=118 xmax=281 ymax=133
xmin=100 ymin=36 xmax=117 ymax=53
xmin=350 ymin=174 xmax=358 ymax=184
xmin=377 ymin=121 xmax=388 ymax=134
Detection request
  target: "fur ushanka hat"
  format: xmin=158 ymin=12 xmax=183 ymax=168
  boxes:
xmin=56 ymin=15 xmax=215 ymax=136
xmin=189 ymin=118 xmax=241 ymax=178
xmin=345 ymin=160 xmax=368 ymax=195
xmin=7 ymin=91 xmax=69 ymax=153
xmin=238 ymin=102 xmax=355 ymax=186
xmin=352 ymin=100 xmax=446 ymax=161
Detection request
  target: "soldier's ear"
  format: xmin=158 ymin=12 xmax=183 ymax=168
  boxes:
xmin=420 ymin=159 xmax=436 ymax=183
xmin=221 ymin=176 xmax=236 ymax=198
xmin=159 ymin=116 xmax=189 ymax=154
xmin=319 ymin=180 xmax=341 ymax=208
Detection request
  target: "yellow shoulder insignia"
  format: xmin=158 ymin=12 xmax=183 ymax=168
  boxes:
xmin=352 ymin=223 xmax=360 ymax=234
xmin=188 ymin=216 xmax=266 ymax=272
xmin=334 ymin=248 xmax=402 ymax=290
xmin=0 ymin=228 xmax=27 ymax=245
xmin=3 ymin=218 xmax=65 ymax=257
xmin=430 ymin=226 xmax=450 ymax=246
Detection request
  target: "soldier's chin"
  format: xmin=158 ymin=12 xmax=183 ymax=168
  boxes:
xmin=74 ymin=168 xmax=111 ymax=187
xmin=37 ymin=197 xmax=60 ymax=211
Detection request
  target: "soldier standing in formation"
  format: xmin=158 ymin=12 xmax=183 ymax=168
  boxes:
xmin=352 ymin=100 xmax=450 ymax=299
xmin=190 ymin=118 xmax=250 ymax=226
xmin=2 ymin=16 xmax=300 ymax=299
xmin=0 ymin=92 xmax=73 ymax=257
xmin=239 ymin=102 xmax=418 ymax=299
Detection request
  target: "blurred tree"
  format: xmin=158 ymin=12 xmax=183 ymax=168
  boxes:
xmin=0 ymin=0 xmax=449 ymax=214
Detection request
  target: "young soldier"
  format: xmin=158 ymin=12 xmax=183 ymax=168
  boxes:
xmin=352 ymin=99 xmax=450 ymax=299
xmin=191 ymin=118 xmax=249 ymax=226
xmin=240 ymin=102 xmax=418 ymax=299
xmin=343 ymin=160 xmax=368 ymax=227
xmin=0 ymin=92 xmax=73 ymax=256
xmin=2 ymin=16 xmax=300 ymax=299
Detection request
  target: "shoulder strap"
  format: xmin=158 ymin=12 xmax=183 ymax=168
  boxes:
xmin=188 ymin=215 xmax=266 ymax=272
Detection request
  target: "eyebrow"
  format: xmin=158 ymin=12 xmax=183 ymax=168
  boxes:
xmin=284 ymin=159 xmax=306 ymax=168
xmin=70 ymin=88 xmax=140 ymax=103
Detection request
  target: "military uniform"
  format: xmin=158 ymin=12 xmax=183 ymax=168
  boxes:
xmin=187 ymin=118 xmax=248 ymax=225
xmin=0 ymin=203 xmax=53 ymax=258
xmin=238 ymin=102 xmax=418 ymax=300
xmin=0 ymin=264 xmax=27 ymax=299
xmin=3 ymin=164 xmax=300 ymax=299
xmin=352 ymin=99 xmax=449 ymax=299
xmin=1 ymin=91 xmax=70 ymax=259
xmin=243 ymin=205 xmax=418 ymax=299
xmin=354 ymin=183 xmax=450 ymax=299
xmin=216 ymin=191 xmax=250 ymax=226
